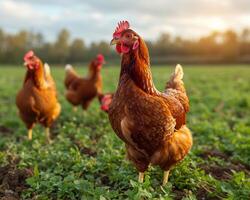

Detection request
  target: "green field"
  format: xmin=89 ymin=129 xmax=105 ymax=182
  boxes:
xmin=0 ymin=65 xmax=250 ymax=200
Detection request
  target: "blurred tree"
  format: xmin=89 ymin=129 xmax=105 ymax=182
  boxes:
xmin=87 ymin=41 xmax=114 ymax=64
xmin=33 ymin=33 xmax=44 ymax=49
xmin=0 ymin=27 xmax=249 ymax=65
xmin=154 ymin=33 xmax=171 ymax=56
xmin=240 ymin=28 xmax=250 ymax=56
xmin=97 ymin=41 xmax=111 ymax=57
xmin=198 ymin=32 xmax=221 ymax=56
xmin=222 ymin=30 xmax=239 ymax=61
xmin=4 ymin=30 xmax=30 ymax=63
xmin=51 ymin=29 xmax=70 ymax=63
xmin=172 ymin=37 xmax=185 ymax=55
xmin=68 ymin=38 xmax=86 ymax=63
xmin=0 ymin=29 xmax=4 ymax=61
xmin=88 ymin=42 xmax=98 ymax=59
xmin=145 ymin=40 xmax=154 ymax=56
xmin=241 ymin=29 xmax=250 ymax=42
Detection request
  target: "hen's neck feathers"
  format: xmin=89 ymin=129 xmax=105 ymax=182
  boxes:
xmin=120 ymin=38 xmax=158 ymax=95
xmin=88 ymin=62 xmax=101 ymax=81
xmin=24 ymin=62 xmax=48 ymax=88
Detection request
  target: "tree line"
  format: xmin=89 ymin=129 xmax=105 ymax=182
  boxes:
xmin=0 ymin=28 xmax=250 ymax=65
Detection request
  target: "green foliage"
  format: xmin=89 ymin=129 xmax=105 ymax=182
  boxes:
xmin=0 ymin=66 xmax=249 ymax=199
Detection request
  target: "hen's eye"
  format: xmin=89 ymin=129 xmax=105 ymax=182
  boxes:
xmin=126 ymin=34 xmax=132 ymax=39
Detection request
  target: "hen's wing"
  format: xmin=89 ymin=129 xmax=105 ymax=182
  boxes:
xmin=121 ymin=83 xmax=176 ymax=155
xmin=65 ymin=89 xmax=81 ymax=105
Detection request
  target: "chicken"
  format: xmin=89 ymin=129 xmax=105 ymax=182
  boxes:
xmin=64 ymin=54 xmax=105 ymax=110
xmin=16 ymin=51 xmax=61 ymax=142
xmin=109 ymin=21 xmax=192 ymax=185
xmin=98 ymin=93 xmax=113 ymax=113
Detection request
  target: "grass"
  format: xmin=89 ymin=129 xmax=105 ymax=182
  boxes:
xmin=0 ymin=64 xmax=250 ymax=199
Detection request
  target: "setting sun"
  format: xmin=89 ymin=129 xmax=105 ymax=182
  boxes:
xmin=208 ymin=17 xmax=227 ymax=31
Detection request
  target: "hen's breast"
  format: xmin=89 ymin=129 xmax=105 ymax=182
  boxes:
xmin=108 ymin=80 xmax=128 ymax=142
xmin=17 ymin=80 xmax=58 ymax=117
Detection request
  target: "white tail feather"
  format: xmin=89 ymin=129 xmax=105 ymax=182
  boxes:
xmin=44 ymin=63 xmax=51 ymax=75
xmin=174 ymin=64 xmax=184 ymax=80
xmin=65 ymin=64 xmax=73 ymax=71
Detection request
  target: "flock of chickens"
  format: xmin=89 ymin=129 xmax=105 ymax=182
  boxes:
xmin=15 ymin=21 xmax=192 ymax=185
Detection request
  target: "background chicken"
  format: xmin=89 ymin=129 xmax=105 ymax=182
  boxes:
xmin=64 ymin=54 xmax=105 ymax=110
xmin=16 ymin=51 xmax=61 ymax=142
xmin=109 ymin=21 xmax=192 ymax=185
xmin=98 ymin=93 xmax=113 ymax=113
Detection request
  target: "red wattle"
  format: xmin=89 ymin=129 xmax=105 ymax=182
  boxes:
xmin=121 ymin=43 xmax=130 ymax=53
xmin=116 ymin=44 xmax=122 ymax=54
xmin=101 ymin=105 xmax=109 ymax=111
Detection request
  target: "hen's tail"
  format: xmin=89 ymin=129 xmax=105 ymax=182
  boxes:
xmin=64 ymin=64 xmax=78 ymax=89
xmin=164 ymin=64 xmax=190 ymax=112
xmin=65 ymin=64 xmax=73 ymax=72
xmin=173 ymin=64 xmax=184 ymax=80
xmin=44 ymin=63 xmax=51 ymax=76
xmin=165 ymin=64 xmax=185 ymax=93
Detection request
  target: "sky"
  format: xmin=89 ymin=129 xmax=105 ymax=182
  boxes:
xmin=0 ymin=0 xmax=250 ymax=43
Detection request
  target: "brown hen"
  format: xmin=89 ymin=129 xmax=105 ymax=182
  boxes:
xmin=64 ymin=54 xmax=104 ymax=111
xmin=16 ymin=51 xmax=61 ymax=142
xmin=109 ymin=21 xmax=192 ymax=185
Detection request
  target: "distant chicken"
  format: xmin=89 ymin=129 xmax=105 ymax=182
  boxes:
xmin=98 ymin=93 xmax=113 ymax=113
xmin=64 ymin=54 xmax=105 ymax=110
xmin=109 ymin=21 xmax=192 ymax=185
xmin=16 ymin=51 xmax=61 ymax=142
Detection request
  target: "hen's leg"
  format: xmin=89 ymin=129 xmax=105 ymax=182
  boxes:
xmin=28 ymin=129 xmax=33 ymax=140
xmin=45 ymin=127 xmax=51 ymax=144
xmin=126 ymin=145 xmax=149 ymax=183
xmin=81 ymin=99 xmax=92 ymax=110
xmin=162 ymin=170 xmax=170 ymax=186
xmin=26 ymin=123 xmax=34 ymax=140
xmin=138 ymin=172 xmax=144 ymax=183
xmin=20 ymin=114 xmax=34 ymax=140
xmin=73 ymin=106 xmax=78 ymax=112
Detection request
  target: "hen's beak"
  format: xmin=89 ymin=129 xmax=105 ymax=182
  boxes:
xmin=110 ymin=38 xmax=119 ymax=45
xmin=23 ymin=62 xmax=28 ymax=66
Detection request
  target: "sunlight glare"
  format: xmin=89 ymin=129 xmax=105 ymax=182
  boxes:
xmin=208 ymin=17 xmax=226 ymax=30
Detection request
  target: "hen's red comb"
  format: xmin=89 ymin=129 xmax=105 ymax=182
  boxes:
xmin=96 ymin=54 xmax=105 ymax=63
xmin=113 ymin=21 xmax=130 ymax=38
xmin=24 ymin=50 xmax=34 ymax=62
